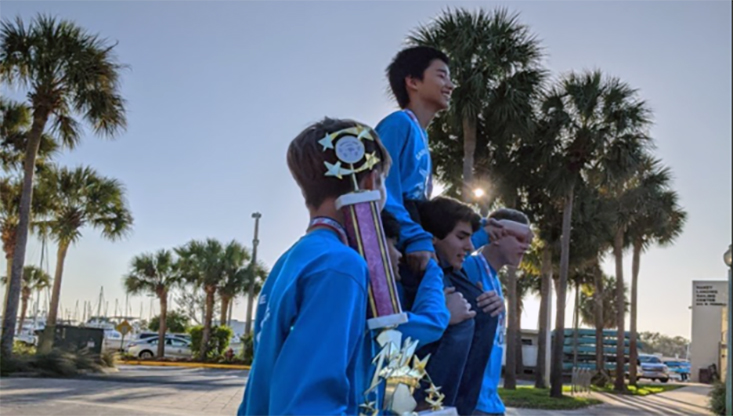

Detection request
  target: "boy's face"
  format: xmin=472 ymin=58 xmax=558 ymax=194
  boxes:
xmin=410 ymin=59 xmax=454 ymax=111
xmin=496 ymin=227 xmax=533 ymax=267
xmin=433 ymin=220 xmax=474 ymax=270
xmin=386 ymin=237 xmax=402 ymax=281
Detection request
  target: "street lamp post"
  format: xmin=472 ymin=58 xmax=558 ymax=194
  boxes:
xmin=725 ymin=244 xmax=732 ymax=416
xmin=244 ymin=212 xmax=262 ymax=335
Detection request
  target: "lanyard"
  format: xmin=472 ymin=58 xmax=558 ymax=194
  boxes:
xmin=308 ymin=217 xmax=348 ymax=245
xmin=478 ymin=254 xmax=500 ymax=297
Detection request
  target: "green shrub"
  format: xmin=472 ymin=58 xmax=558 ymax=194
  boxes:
xmin=149 ymin=311 xmax=190 ymax=333
xmin=709 ymin=382 xmax=726 ymax=415
xmin=240 ymin=332 xmax=254 ymax=365
xmin=189 ymin=325 xmax=233 ymax=359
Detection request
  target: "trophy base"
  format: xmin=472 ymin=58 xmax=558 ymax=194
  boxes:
xmin=367 ymin=312 xmax=408 ymax=330
xmin=418 ymin=406 xmax=458 ymax=416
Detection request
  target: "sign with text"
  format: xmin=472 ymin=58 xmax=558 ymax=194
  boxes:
xmin=694 ymin=282 xmax=727 ymax=307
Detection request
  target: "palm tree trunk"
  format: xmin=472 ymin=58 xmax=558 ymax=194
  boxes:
xmin=38 ymin=241 xmax=69 ymax=354
xmin=2 ymin=256 xmax=12 ymax=317
xmin=572 ymin=280 xmax=580 ymax=369
xmin=613 ymin=229 xmax=626 ymax=392
xmin=516 ymin=308 xmax=524 ymax=377
xmin=461 ymin=116 xmax=477 ymax=201
xmin=629 ymin=239 xmax=642 ymax=386
xmin=593 ymin=262 xmax=605 ymax=384
xmin=227 ymin=298 xmax=233 ymax=327
xmin=157 ymin=291 xmax=167 ymax=358
xmin=535 ymin=243 xmax=552 ymax=388
xmin=551 ymin=187 xmax=574 ymax=398
xmin=18 ymin=289 xmax=30 ymax=335
xmin=200 ymin=287 xmax=215 ymax=360
xmin=505 ymin=266 xmax=518 ymax=389
xmin=0 ymin=112 xmax=47 ymax=357
xmin=220 ymin=295 xmax=230 ymax=327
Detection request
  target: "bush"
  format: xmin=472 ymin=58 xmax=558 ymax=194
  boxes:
xmin=0 ymin=346 xmax=114 ymax=377
xmin=240 ymin=332 xmax=254 ymax=365
xmin=709 ymin=382 xmax=725 ymax=415
xmin=149 ymin=311 xmax=190 ymax=333
xmin=189 ymin=325 xmax=234 ymax=359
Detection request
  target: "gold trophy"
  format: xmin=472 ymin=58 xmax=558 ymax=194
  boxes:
xmin=319 ymin=125 xmax=454 ymax=416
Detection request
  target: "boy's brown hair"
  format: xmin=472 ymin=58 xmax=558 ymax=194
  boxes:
xmin=488 ymin=208 xmax=530 ymax=225
xmin=287 ymin=117 xmax=391 ymax=208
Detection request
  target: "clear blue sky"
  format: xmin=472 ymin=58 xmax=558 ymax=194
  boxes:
xmin=1 ymin=1 xmax=730 ymax=338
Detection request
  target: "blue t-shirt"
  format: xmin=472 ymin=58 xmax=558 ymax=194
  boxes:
xmin=376 ymin=110 xmax=434 ymax=254
xmin=238 ymin=229 xmax=373 ymax=415
xmin=463 ymin=252 xmax=506 ymax=414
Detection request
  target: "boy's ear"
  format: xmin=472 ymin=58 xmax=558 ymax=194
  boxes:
xmin=405 ymin=75 xmax=419 ymax=93
xmin=361 ymin=170 xmax=380 ymax=191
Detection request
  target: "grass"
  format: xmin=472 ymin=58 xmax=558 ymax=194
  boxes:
xmin=498 ymin=386 xmax=603 ymax=410
xmin=591 ymin=383 xmax=682 ymax=396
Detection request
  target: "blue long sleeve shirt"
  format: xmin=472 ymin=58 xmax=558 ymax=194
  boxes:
xmin=398 ymin=259 xmax=450 ymax=346
xmin=238 ymin=230 xmax=373 ymax=416
xmin=376 ymin=111 xmax=434 ymax=254
xmin=463 ymin=252 xmax=506 ymax=414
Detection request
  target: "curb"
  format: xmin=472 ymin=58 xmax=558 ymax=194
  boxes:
xmin=120 ymin=360 xmax=250 ymax=370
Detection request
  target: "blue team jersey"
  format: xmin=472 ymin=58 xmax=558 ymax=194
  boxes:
xmin=376 ymin=110 xmax=434 ymax=254
xmin=463 ymin=253 xmax=506 ymax=414
xmin=238 ymin=229 xmax=373 ymax=415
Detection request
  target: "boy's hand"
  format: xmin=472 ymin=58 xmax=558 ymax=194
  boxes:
xmin=476 ymin=282 xmax=505 ymax=317
xmin=485 ymin=218 xmax=506 ymax=242
xmin=406 ymin=251 xmax=434 ymax=274
xmin=445 ymin=287 xmax=476 ymax=325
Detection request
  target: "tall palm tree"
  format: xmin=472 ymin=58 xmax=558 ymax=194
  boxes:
xmin=217 ymin=241 xmax=250 ymax=326
xmin=0 ymin=14 xmax=127 ymax=356
xmin=123 ymin=250 xmax=179 ymax=358
xmin=624 ymin=160 xmax=686 ymax=385
xmin=408 ymin=7 xmax=544 ymax=199
xmin=36 ymin=166 xmax=132 ymax=353
xmin=1 ymin=265 xmax=51 ymax=334
xmin=176 ymin=238 xmax=228 ymax=360
xmin=540 ymin=71 xmax=650 ymax=397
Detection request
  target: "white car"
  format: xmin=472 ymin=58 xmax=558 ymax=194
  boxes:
xmin=126 ymin=335 xmax=192 ymax=359
xmin=638 ymin=354 xmax=670 ymax=383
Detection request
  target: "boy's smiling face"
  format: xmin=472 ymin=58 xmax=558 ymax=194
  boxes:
xmin=433 ymin=220 xmax=475 ymax=270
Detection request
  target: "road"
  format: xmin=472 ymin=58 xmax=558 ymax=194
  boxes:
xmin=0 ymin=366 xmax=247 ymax=416
xmin=0 ymin=365 xmax=714 ymax=416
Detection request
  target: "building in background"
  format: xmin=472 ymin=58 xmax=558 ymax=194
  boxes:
xmin=690 ymin=280 xmax=728 ymax=382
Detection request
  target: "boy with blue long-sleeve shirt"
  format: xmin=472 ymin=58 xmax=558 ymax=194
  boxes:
xmin=238 ymin=118 xmax=392 ymax=415
xmin=464 ymin=209 xmax=533 ymax=416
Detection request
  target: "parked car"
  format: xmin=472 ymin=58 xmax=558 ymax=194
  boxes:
xmin=638 ymin=354 xmax=670 ymax=383
xmin=664 ymin=359 xmax=690 ymax=381
xmin=135 ymin=331 xmax=191 ymax=343
xmin=103 ymin=330 xmax=125 ymax=352
xmin=126 ymin=335 xmax=192 ymax=359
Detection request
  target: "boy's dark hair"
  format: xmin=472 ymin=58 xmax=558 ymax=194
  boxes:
xmin=287 ymin=118 xmax=391 ymax=209
xmin=418 ymin=196 xmax=481 ymax=240
xmin=381 ymin=210 xmax=401 ymax=241
xmin=488 ymin=208 xmax=530 ymax=226
xmin=387 ymin=46 xmax=450 ymax=108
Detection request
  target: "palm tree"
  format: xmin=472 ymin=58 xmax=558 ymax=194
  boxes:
xmin=408 ymin=7 xmax=544 ymax=199
xmin=35 ymin=166 xmax=132 ymax=353
xmin=1 ymin=265 xmax=51 ymax=334
xmin=578 ymin=274 xmax=629 ymax=330
xmin=123 ymin=250 xmax=179 ymax=358
xmin=176 ymin=238 xmax=229 ymax=360
xmin=624 ymin=160 xmax=686 ymax=385
xmin=217 ymin=241 xmax=250 ymax=326
xmin=0 ymin=14 xmax=127 ymax=356
xmin=540 ymin=70 xmax=650 ymax=397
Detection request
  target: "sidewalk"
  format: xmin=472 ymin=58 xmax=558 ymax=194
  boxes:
xmin=506 ymin=384 xmax=713 ymax=416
